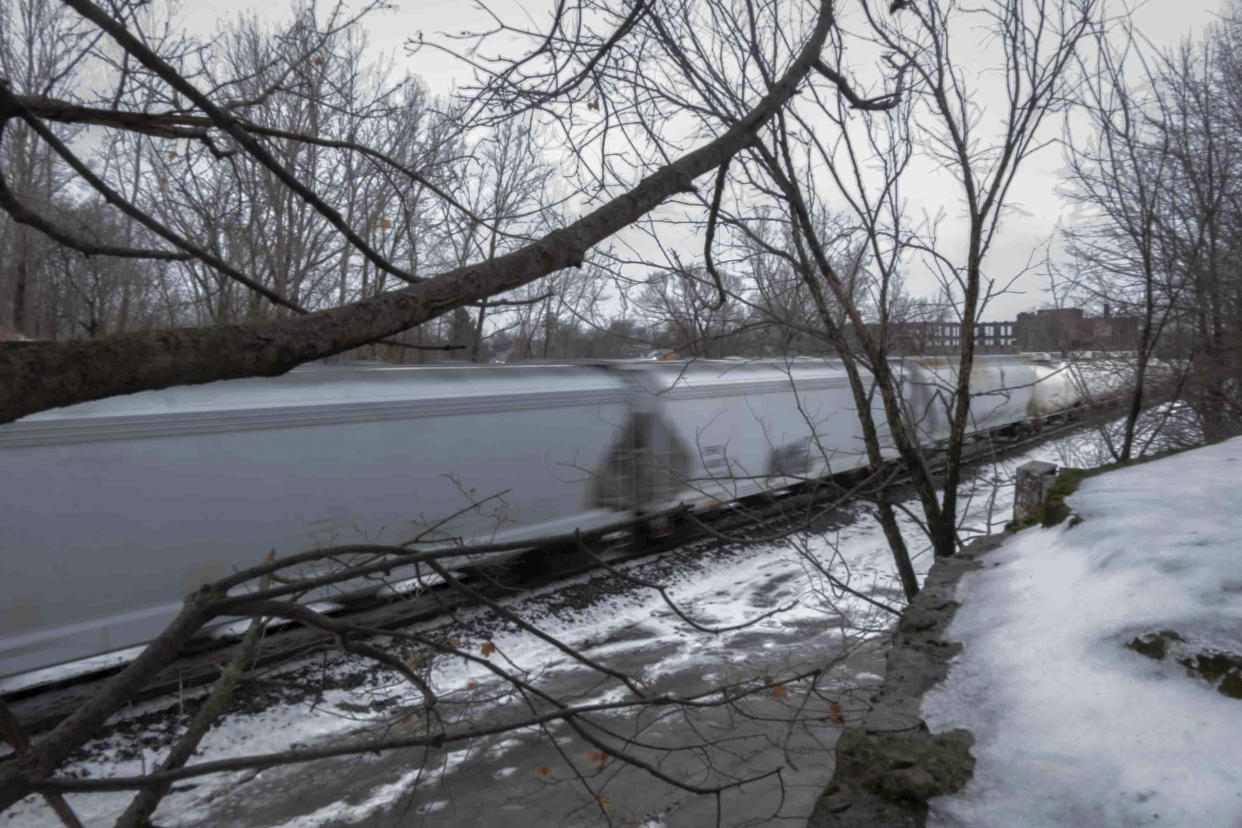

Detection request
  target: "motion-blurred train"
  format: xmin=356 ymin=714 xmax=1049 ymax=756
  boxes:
xmin=0 ymin=355 xmax=1091 ymax=677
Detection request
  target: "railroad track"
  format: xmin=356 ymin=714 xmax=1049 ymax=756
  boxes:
xmin=2 ymin=403 xmax=1120 ymax=735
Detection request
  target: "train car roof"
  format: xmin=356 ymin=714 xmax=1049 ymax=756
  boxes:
xmin=1 ymin=361 xmax=635 ymax=447
xmin=14 ymin=361 xmax=629 ymax=423
xmin=617 ymin=358 xmax=852 ymax=397
xmin=4 ymin=355 xmax=1059 ymax=447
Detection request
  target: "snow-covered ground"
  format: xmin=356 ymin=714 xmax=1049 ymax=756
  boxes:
xmin=1 ymin=504 xmax=913 ymax=827
xmin=924 ymin=436 xmax=1242 ymax=827
xmin=1 ymin=415 xmax=1188 ymax=827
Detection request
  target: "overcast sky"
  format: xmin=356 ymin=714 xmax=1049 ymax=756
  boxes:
xmin=181 ymin=0 xmax=1228 ymax=323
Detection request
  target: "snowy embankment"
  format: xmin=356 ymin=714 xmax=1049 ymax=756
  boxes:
xmin=924 ymin=436 xmax=1242 ymax=827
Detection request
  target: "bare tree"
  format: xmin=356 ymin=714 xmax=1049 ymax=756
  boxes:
xmin=1058 ymin=7 xmax=1242 ymax=449
xmin=733 ymin=0 xmax=1100 ymax=579
xmin=0 ymin=0 xmax=98 ymax=335
xmin=1058 ymin=21 xmax=1183 ymax=460
xmin=1158 ymin=32 xmax=1242 ymax=438
xmin=634 ymin=265 xmax=755 ymax=357
xmin=438 ymin=118 xmax=560 ymax=362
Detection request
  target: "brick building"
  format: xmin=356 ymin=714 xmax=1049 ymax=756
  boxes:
xmin=1014 ymin=307 xmax=1139 ymax=352
xmin=841 ymin=308 xmax=1138 ymax=355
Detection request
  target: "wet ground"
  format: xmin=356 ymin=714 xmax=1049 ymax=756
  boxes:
xmin=193 ymin=603 xmax=888 ymax=827
xmin=176 ymin=511 xmax=902 ymax=827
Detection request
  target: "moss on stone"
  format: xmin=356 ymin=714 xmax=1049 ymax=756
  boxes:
xmin=1129 ymin=633 xmax=1242 ymax=700
xmin=1040 ymin=468 xmax=1085 ymax=527
xmin=833 ymin=726 xmax=976 ymax=807
xmin=1005 ymin=467 xmax=1097 ymax=532
xmin=1126 ymin=629 xmax=1184 ymax=661
xmin=1182 ymin=652 xmax=1242 ymax=683
xmin=1218 ymin=670 xmax=1242 ymax=700
xmin=1177 ymin=651 xmax=1242 ymax=699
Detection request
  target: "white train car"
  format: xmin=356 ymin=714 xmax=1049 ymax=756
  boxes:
xmin=0 ymin=363 xmax=632 ymax=677
xmin=598 ymin=355 xmax=1072 ymax=513
xmin=604 ymin=360 xmax=893 ymax=510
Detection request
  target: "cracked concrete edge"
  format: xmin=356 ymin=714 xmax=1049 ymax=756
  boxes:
xmin=808 ymin=534 xmax=1006 ymax=827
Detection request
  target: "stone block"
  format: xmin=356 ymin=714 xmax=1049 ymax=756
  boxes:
xmin=1013 ymin=460 xmax=1058 ymax=525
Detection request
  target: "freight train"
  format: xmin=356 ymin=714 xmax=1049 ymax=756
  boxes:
xmin=0 ymin=355 xmax=1088 ymax=677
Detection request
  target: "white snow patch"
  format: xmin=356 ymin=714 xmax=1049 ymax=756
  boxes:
xmin=0 ymin=645 xmax=148 ymax=694
xmin=924 ymin=436 xmax=1242 ymax=827
xmin=270 ymin=747 xmax=472 ymax=827
xmin=484 ymin=738 xmax=524 ymax=760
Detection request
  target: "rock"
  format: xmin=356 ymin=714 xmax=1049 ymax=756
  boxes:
xmin=1218 ymin=670 xmax=1242 ymax=700
xmin=809 ymin=536 xmax=992 ymax=827
xmin=898 ymin=609 xmax=940 ymax=634
xmin=1013 ymin=461 xmax=1058 ymax=525
xmin=877 ymin=767 xmax=937 ymax=801
xmin=1181 ymin=651 xmax=1242 ymax=683
xmin=823 ymin=725 xmax=975 ymax=819
xmin=1126 ymin=630 xmax=1183 ymax=661
xmin=1128 ymin=631 xmax=1242 ymax=700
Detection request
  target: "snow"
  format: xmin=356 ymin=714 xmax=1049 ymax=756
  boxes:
xmin=924 ymin=436 xmax=1242 ymax=827
xmin=0 ymin=645 xmax=150 ymax=695
xmin=269 ymin=747 xmax=472 ymax=827
xmin=1 ymin=507 xmax=911 ymax=827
